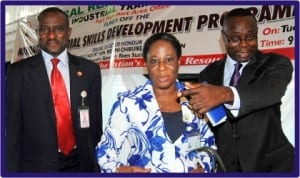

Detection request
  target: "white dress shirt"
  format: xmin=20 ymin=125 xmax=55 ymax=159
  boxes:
xmin=223 ymin=55 xmax=248 ymax=117
xmin=42 ymin=49 xmax=71 ymax=101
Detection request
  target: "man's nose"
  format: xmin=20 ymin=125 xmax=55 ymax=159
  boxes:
xmin=47 ymin=30 xmax=57 ymax=39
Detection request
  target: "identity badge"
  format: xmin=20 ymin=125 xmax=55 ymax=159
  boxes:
xmin=79 ymin=106 xmax=90 ymax=128
xmin=79 ymin=90 xmax=90 ymax=128
xmin=187 ymin=130 xmax=201 ymax=152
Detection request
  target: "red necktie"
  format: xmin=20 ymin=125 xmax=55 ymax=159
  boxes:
xmin=230 ymin=62 xmax=242 ymax=87
xmin=50 ymin=58 xmax=75 ymax=156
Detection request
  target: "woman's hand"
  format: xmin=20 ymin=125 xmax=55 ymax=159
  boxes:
xmin=116 ymin=166 xmax=151 ymax=173
xmin=190 ymin=163 xmax=205 ymax=173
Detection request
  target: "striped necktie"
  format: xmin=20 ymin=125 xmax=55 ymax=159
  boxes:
xmin=229 ymin=62 xmax=242 ymax=87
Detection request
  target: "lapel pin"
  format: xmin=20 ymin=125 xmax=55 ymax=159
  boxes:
xmin=77 ymin=71 xmax=83 ymax=77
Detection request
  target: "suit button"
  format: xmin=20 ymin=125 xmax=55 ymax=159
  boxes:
xmin=53 ymin=159 xmax=58 ymax=162
xmin=232 ymin=134 xmax=240 ymax=139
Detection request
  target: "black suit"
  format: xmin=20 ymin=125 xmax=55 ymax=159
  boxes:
xmin=6 ymin=52 xmax=102 ymax=172
xmin=199 ymin=51 xmax=294 ymax=172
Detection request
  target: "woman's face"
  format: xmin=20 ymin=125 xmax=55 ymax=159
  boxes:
xmin=146 ymin=40 xmax=180 ymax=90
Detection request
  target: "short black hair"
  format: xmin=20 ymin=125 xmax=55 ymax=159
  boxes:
xmin=223 ymin=8 xmax=257 ymax=30
xmin=143 ymin=32 xmax=182 ymax=61
xmin=226 ymin=8 xmax=255 ymax=18
xmin=38 ymin=7 xmax=69 ymax=27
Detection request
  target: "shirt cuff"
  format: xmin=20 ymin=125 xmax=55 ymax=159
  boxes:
xmin=224 ymin=86 xmax=240 ymax=116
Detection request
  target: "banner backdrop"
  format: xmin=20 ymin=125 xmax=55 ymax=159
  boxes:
xmin=7 ymin=5 xmax=296 ymax=145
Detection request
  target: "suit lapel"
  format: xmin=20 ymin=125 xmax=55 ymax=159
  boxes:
xmin=68 ymin=54 xmax=83 ymax=129
xmin=216 ymin=61 xmax=225 ymax=85
xmin=239 ymin=51 xmax=266 ymax=86
xmin=200 ymin=58 xmax=225 ymax=85
xmin=30 ymin=54 xmax=57 ymax=127
xmin=212 ymin=59 xmax=226 ymax=86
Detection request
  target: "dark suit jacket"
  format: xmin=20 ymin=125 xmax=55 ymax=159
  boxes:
xmin=199 ymin=51 xmax=294 ymax=172
xmin=6 ymin=52 xmax=103 ymax=172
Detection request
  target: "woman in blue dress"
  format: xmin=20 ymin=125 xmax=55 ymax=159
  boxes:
xmin=96 ymin=32 xmax=217 ymax=173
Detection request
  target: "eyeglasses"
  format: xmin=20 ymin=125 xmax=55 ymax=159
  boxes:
xmin=39 ymin=25 xmax=67 ymax=35
xmin=223 ymin=32 xmax=257 ymax=45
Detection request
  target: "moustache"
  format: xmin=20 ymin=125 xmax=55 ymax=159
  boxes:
xmin=46 ymin=39 xmax=59 ymax=44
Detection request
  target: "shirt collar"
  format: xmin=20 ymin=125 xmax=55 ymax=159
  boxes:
xmin=41 ymin=49 xmax=68 ymax=66
xmin=225 ymin=54 xmax=249 ymax=69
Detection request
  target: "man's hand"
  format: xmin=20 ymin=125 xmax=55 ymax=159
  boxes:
xmin=177 ymin=82 xmax=234 ymax=114
xmin=116 ymin=166 xmax=151 ymax=173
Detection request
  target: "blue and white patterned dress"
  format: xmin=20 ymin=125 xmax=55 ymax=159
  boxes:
xmin=96 ymin=80 xmax=217 ymax=173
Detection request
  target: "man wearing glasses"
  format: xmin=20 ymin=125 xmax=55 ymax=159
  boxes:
xmin=178 ymin=8 xmax=294 ymax=172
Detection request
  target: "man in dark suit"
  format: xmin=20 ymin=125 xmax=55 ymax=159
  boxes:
xmin=178 ymin=8 xmax=294 ymax=172
xmin=6 ymin=7 xmax=102 ymax=172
